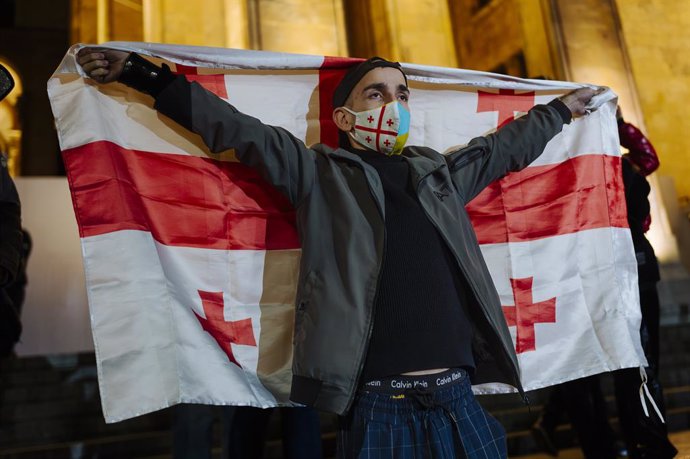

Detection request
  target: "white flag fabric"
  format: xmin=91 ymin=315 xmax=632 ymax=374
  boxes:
xmin=48 ymin=42 xmax=645 ymax=423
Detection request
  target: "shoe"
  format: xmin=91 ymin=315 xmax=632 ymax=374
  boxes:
xmin=531 ymin=422 xmax=558 ymax=457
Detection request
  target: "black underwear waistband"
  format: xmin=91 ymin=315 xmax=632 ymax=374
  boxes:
xmin=361 ymin=368 xmax=468 ymax=394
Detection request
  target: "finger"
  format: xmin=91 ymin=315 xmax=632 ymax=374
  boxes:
xmin=76 ymin=50 xmax=103 ymax=63
xmin=77 ymin=46 xmax=108 ymax=56
xmin=81 ymin=60 xmax=109 ymax=74
xmin=76 ymin=47 xmax=94 ymax=58
xmin=576 ymin=89 xmax=596 ymax=105
xmin=90 ymin=68 xmax=110 ymax=78
xmin=577 ymin=88 xmax=596 ymax=99
xmin=77 ymin=52 xmax=105 ymax=67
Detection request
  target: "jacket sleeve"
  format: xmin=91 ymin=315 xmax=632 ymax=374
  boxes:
xmin=445 ymin=100 xmax=571 ymax=203
xmin=618 ymin=121 xmax=659 ymax=176
xmin=154 ymin=75 xmax=317 ymax=207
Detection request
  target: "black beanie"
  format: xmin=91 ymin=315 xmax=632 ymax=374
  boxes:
xmin=332 ymin=57 xmax=407 ymax=147
xmin=332 ymin=56 xmax=407 ymax=108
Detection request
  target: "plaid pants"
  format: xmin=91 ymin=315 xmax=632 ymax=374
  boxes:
xmin=337 ymin=371 xmax=507 ymax=459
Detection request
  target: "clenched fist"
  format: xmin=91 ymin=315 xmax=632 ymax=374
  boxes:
xmin=77 ymin=48 xmax=130 ymax=84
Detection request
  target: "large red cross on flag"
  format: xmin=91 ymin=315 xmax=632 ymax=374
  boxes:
xmin=48 ymin=43 xmax=645 ymax=422
xmin=194 ymin=290 xmax=257 ymax=367
xmin=501 ymin=278 xmax=557 ymax=354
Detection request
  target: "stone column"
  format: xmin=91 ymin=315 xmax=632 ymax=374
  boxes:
xmin=551 ymin=0 xmax=681 ymax=263
xmin=254 ymin=0 xmax=348 ymax=56
xmin=615 ymin=0 xmax=690 ymax=271
xmin=345 ymin=0 xmax=457 ymax=66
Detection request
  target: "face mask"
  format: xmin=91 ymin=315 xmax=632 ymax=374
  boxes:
xmin=344 ymin=101 xmax=410 ymax=156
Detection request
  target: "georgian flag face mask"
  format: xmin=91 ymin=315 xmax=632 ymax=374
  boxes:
xmin=344 ymin=101 xmax=411 ymax=156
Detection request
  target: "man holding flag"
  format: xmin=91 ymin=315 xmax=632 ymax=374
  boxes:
xmin=77 ymin=48 xmax=596 ymax=458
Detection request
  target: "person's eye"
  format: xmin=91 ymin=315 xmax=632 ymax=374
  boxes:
xmin=398 ymin=93 xmax=409 ymax=102
xmin=368 ymin=91 xmax=382 ymax=100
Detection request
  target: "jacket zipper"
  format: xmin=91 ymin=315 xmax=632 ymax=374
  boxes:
xmin=415 ymin=170 xmax=526 ymax=403
xmin=432 ymin=152 xmax=527 ymax=402
xmin=342 ymin=161 xmax=387 ymax=413
xmin=344 ymin=230 xmax=386 ymax=412
xmin=448 ymin=146 xmax=487 ymax=172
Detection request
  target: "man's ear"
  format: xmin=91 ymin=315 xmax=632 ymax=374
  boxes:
xmin=333 ymin=107 xmax=353 ymax=132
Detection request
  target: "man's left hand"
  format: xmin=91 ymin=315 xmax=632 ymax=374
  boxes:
xmin=559 ymin=87 xmax=601 ymax=117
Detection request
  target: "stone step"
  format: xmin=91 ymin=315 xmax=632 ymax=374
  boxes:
xmin=0 ymin=382 xmax=89 ymax=404
xmin=494 ymin=384 xmax=690 ymax=455
xmin=0 ymin=431 xmax=326 ymax=459
xmin=0 ymin=430 xmax=171 ymax=459
xmin=1 ymin=404 xmax=687 ymax=459
xmin=1 ymin=398 xmax=103 ymax=423
xmin=491 ymin=382 xmax=690 ymax=420
xmin=0 ymin=353 xmax=95 ymax=373
xmin=0 ymin=405 xmax=170 ymax=446
xmin=0 ymin=319 xmax=688 ymax=457
xmin=659 ymin=323 xmax=690 ymax=344
xmin=1 ymin=368 xmax=64 ymax=386
xmin=659 ymin=273 xmax=690 ymax=325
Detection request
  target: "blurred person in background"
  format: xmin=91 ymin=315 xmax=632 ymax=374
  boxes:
xmin=531 ymin=108 xmax=677 ymax=459
xmin=0 ymin=63 xmax=23 ymax=358
xmin=614 ymin=108 xmax=676 ymax=459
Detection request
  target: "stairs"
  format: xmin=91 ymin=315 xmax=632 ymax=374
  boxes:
xmin=0 ymin=354 xmax=171 ymax=458
xmin=1 ymin=267 xmax=689 ymax=458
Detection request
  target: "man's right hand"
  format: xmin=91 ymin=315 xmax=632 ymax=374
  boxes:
xmin=77 ymin=48 xmax=130 ymax=84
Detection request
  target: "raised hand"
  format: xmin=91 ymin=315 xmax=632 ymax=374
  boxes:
xmin=559 ymin=87 xmax=603 ymax=117
xmin=76 ymin=48 xmax=130 ymax=84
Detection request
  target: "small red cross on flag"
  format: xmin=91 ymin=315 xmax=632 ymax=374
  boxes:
xmin=193 ymin=290 xmax=257 ymax=367
xmin=353 ymin=105 xmax=398 ymax=152
xmin=501 ymin=277 xmax=556 ymax=354
xmin=477 ymin=89 xmax=536 ymax=129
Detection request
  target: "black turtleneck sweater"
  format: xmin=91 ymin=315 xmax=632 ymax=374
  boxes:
xmin=352 ymin=147 xmax=475 ymax=383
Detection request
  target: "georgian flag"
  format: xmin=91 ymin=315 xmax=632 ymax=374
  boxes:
xmin=48 ymin=42 xmax=645 ymax=423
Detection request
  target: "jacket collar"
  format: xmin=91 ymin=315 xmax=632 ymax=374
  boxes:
xmin=401 ymin=148 xmax=447 ymax=185
xmin=314 ymin=143 xmax=446 ymax=184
